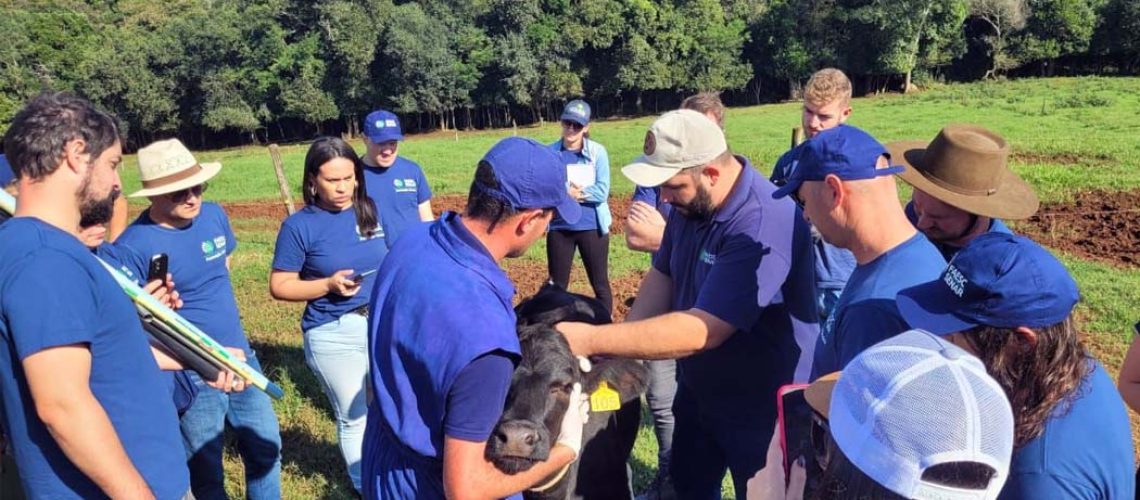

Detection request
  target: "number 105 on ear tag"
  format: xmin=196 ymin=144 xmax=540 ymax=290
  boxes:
xmin=590 ymin=381 xmax=621 ymax=412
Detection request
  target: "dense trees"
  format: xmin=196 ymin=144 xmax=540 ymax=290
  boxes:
xmin=0 ymin=0 xmax=1134 ymax=147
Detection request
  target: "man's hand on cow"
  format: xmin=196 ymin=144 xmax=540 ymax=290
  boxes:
xmin=143 ymin=273 xmax=183 ymax=310
xmin=555 ymin=322 xmax=594 ymax=357
xmin=326 ymin=269 xmax=362 ymax=297
xmin=555 ymin=382 xmax=589 ymax=459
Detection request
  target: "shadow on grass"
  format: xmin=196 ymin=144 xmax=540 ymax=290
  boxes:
xmin=255 ymin=340 xmax=336 ymax=423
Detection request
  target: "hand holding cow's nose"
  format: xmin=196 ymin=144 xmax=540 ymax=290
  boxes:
xmin=555 ymin=382 xmax=589 ymax=459
xmin=555 ymin=321 xmax=594 ymax=356
xmin=326 ymin=269 xmax=361 ymax=297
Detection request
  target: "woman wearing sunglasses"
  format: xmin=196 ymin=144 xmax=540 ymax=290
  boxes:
xmin=269 ymin=137 xmax=387 ymax=494
xmin=749 ymin=329 xmax=1015 ymax=499
xmin=546 ymin=99 xmax=614 ymax=314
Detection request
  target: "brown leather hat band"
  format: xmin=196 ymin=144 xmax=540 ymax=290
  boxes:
xmin=141 ymin=164 xmax=204 ymax=189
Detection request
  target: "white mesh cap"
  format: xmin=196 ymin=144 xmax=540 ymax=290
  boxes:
xmin=828 ymin=329 xmax=1015 ymax=500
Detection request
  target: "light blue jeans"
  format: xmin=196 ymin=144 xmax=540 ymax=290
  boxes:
xmin=305 ymin=313 xmax=370 ymax=492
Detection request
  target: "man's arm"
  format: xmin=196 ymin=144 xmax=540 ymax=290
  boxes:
xmin=624 ymin=267 xmax=673 ymax=322
xmin=418 ymin=200 xmax=434 ymax=222
xmin=23 ymin=345 xmax=154 ymax=499
xmin=442 ymin=437 xmax=576 ymax=500
xmin=559 ymin=307 xmax=736 ymax=360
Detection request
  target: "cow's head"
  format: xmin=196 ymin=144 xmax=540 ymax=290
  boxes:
xmin=485 ymin=284 xmax=648 ymax=474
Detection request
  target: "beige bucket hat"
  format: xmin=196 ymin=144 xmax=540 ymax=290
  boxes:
xmin=129 ymin=139 xmax=221 ymax=198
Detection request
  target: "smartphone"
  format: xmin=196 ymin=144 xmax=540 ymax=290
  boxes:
xmin=147 ymin=253 xmax=169 ymax=282
xmin=777 ymin=384 xmax=813 ymax=482
xmin=349 ymin=268 xmax=377 ymax=284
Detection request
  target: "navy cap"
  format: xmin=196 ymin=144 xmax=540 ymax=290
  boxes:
xmin=0 ymin=154 xmax=12 ymax=187
xmin=478 ymin=137 xmax=581 ymax=223
xmin=560 ymin=100 xmax=591 ymax=126
xmin=772 ymin=125 xmax=903 ymax=199
xmin=897 ymin=232 xmax=1079 ymax=335
xmin=363 ymin=109 xmax=404 ymax=143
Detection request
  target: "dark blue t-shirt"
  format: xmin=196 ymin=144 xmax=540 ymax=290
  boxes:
xmin=652 ymin=157 xmax=820 ymax=415
xmin=0 ymin=218 xmax=189 ymax=499
xmin=363 ymin=213 xmax=521 ymax=499
xmin=904 ymin=200 xmax=1013 ymax=261
xmin=117 ymin=202 xmax=251 ymax=353
xmin=1001 ymin=362 xmax=1134 ymax=499
xmin=772 ymin=147 xmax=857 ymax=290
xmin=272 ymin=204 xmax=389 ymax=331
xmin=0 ymin=154 xmax=12 ymax=187
xmin=811 ymin=233 xmax=945 ymax=379
xmin=363 ymin=156 xmax=432 ymax=247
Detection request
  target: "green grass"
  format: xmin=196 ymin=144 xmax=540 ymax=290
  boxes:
xmin=196 ymin=77 xmax=1140 ymax=499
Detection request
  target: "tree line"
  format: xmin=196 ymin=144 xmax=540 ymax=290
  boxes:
xmin=1 ymin=0 xmax=1136 ymax=149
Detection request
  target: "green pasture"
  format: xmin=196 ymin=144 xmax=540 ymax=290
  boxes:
xmin=161 ymin=77 xmax=1140 ymax=499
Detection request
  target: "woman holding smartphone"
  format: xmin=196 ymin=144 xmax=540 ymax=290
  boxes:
xmin=269 ymin=137 xmax=387 ymax=493
xmin=547 ymin=99 xmax=613 ymax=314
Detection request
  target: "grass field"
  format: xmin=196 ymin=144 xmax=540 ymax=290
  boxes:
xmin=114 ymin=77 xmax=1140 ymax=499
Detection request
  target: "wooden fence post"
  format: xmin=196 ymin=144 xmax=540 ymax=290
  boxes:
xmin=268 ymin=144 xmax=296 ymax=216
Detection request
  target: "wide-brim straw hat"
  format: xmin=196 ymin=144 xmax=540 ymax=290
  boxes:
xmin=130 ymin=138 xmax=221 ymax=198
xmin=888 ymin=124 xmax=1038 ymax=220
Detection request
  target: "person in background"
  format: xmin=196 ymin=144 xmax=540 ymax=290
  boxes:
xmin=269 ymin=137 xmax=388 ymax=493
xmin=1120 ymin=320 xmax=1140 ymax=497
xmin=361 ymin=109 xmax=434 ymax=246
xmin=899 ymin=233 xmax=1135 ymax=498
xmin=547 ymin=99 xmax=614 ymax=314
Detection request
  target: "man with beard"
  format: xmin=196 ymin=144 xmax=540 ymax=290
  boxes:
xmin=771 ymin=125 xmax=946 ymax=379
xmin=0 ymin=92 xmax=191 ymax=498
xmin=117 ymin=139 xmax=280 ymax=500
xmin=557 ymin=110 xmax=818 ymax=498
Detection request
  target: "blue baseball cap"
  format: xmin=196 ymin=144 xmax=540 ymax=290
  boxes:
xmin=0 ymin=154 xmax=12 ymax=187
xmin=363 ymin=109 xmax=404 ymax=143
xmin=897 ymin=232 xmax=1079 ymax=335
xmin=478 ymin=137 xmax=581 ymax=223
xmin=560 ymin=100 xmax=591 ymax=126
xmin=772 ymin=125 xmax=903 ymax=199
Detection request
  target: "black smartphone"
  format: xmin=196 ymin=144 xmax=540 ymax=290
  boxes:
xmin=777 ymin=384 xmax=813 ymax=482
xmin=349 ymin=268 xmax=377 ymax=284
xmin=147 ymin=253 xmax=169 ymax=282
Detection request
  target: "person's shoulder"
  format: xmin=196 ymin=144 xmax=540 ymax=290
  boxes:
xmin=395 ymin=155 xmax=424 ymax=172
xmin=586 ymin=138 xmax=608 ymax=156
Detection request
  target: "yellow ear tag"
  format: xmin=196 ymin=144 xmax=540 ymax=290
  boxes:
xmin=589 ymin=381 xmax=621 ymax=413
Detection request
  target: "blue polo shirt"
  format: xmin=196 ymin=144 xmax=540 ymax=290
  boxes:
xmin=652 ymin=157 xmax=820 ymax=416
xmin=1002 ymin=362 xmax=1134 ymax=499
xmin=117 ymin=202 xmax=250 ymax=353
xmin=363 ymin=156 xmax=432 ymax=247
xmin=772 ymin=147 xmax=857 ymax=290
xmin=363 ymin=212 xmax=521 ymax=499
xmin=904 ymin=201 xmax=1013 ymax=261
xmin=632 ymin=186 xmax=674 ymax=219
xmin=811 ymin=233 xmax=944 ymax=379
xmin=0 ymin=218 xmax=189 ymax=499
xmin=272 ymin=204 xmax=389 ymax=331
xmin=0 ymin=154 xmax=12 ymax=187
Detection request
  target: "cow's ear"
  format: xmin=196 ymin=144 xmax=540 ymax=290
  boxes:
xmin=583 ymin=358 xmax=649 ymax=405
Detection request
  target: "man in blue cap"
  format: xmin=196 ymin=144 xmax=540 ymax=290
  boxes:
xmin=361 ymin=109 xmax=434 ymax=245
xmin=771 ymin=124 xmax=946 ymax=379
xmin=897 ymin=232 xmax=1134 ymax=499
xmin=362 ymin=137 xmax=589 ymax=499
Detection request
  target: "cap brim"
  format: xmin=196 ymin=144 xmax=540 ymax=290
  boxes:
xmin=771 ymin=177 xmax=804 ymax=199
xmin=555 ymin=196 xmax=582 ymax=225
xmin=366 ymin=133 xmax=404 ymax=143
xmin=560 ymin=113 xmax=588 ymax=126
xmin=896 ymin=280 xmax=979 ymax=336
xmin=888 ymin=141 xmax=1039 ymax=220
xmin=805 ymin=372 xmax=840 ymax=419
xmin=129 ymin=162 xmax=222 ymax=198
xmin=622 ymin=159 xmax=682 ymax=188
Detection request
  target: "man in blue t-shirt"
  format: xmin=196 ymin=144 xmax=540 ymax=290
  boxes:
xmin=117 ymin=138 xmax=282 ymax=500
xmin=770 ymin=69 xmax=859 ymax=322
xmin=363 ymin=137 xmax=587 ymax=499
xmin=361 ymin=109 xmax=434 ymax=246
xmin=888 ymin=124 xmax=1040 ymax=261
xmin=559 ymin=110 xmax=819 ymax=498
xmin=0 ymin=92 xmax=190 ymax=499
xmin=898 ymin=233 xmax=1135 ymax=499
xmin=771 ymin=125 xmax=946 ymax=380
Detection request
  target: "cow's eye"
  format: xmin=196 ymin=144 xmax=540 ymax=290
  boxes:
xmin=549 ymin=382 xmax=573 ymax=394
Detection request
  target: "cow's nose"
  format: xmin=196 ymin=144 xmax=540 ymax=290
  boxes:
xmin=495 ymin=420 xmax=542 ymax=457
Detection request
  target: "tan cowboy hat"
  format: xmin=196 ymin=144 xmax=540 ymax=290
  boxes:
xmin=887 ymin=124 xmax=1038 ymax=220
xmin=804 ymin=371 xmax=840 ymax=418
xmin=129 ymin=139 xmax=221 ymax=198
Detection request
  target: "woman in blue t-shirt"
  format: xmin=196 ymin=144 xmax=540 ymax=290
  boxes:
xmin=547 ymin=99 xmax=614 ymax=314
xmin=269 ymin=137 xmax=387 ymax=493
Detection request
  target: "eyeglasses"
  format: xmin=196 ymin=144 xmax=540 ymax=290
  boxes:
xmin=789 ymin=188 xmax=806 ymax=209
xmin=810 ymin=409 xmax=833 ymax=471
xmin=168 ymin=182 xmax=208 ymax=203
xmin=561 ymin=120 xmax=584 ymax=131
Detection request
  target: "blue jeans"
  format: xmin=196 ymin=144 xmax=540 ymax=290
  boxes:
xmin=305 ymin=313 xmax=370 ymax=492
xmin=182 ymin=352 xmax=282 ymax=500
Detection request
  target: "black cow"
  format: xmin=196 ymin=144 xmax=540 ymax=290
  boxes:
xmin=486 ymin=284 xmax=648 ymax=499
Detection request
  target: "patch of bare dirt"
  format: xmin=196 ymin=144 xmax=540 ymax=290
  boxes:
xmin=1014 ymin=189 xmax=1140 ymax=267
xmin=1011 ymin=152 xmax=1117 ymax=166
xmin=503 ymin=259 xmax=646 ymax=322
xmin=432 ymin=194 xmax=636 ymax=236
xmin=223 ymin=201 xmax=294 ymax=222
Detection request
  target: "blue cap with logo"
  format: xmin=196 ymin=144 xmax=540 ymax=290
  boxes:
xmin=363 ymin=109 xmax=404 ymax=143
xmin=772 ymin=125 xmax=903 ymax=199
xmin=560 ymin=100 xmax=591 ymax=126
xmin=0 ymin=154 xmax=12 ymax=187
xmin=477 ymin=137 xmax=581 ymax=224
xmin=897 ymin=232 xmax=1079 ymax=335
